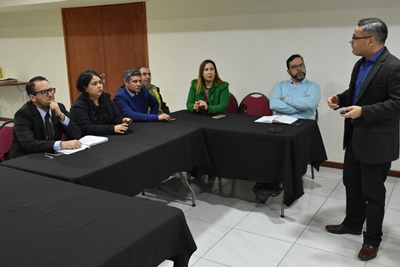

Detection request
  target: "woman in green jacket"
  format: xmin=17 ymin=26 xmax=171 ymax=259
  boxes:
xmin=186 ymin=59 xmax=229 ymax=115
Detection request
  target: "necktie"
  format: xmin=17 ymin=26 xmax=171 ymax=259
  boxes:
xmin=45 ymin=113 xmax=55 ymax=140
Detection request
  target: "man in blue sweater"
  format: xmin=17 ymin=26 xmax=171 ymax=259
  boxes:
xmin=253 ymin=54 xmax=321 ymax=203
xmin=270 ymin=54 xmax=321 ymax=119
xmin=114 ymin=69 xmax=171 ymax=122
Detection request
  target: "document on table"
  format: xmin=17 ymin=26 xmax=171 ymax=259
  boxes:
xmin=56 ymin=135 xmax=108 ymax=155
xmin=254 ymin=115 xmax=298 ymax=124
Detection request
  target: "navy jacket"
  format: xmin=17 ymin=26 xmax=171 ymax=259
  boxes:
xmin=114 ymin=85 xmax=159 ymax=122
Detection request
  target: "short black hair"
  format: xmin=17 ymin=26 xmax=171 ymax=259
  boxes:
xmin=286 ymin=54 xmax=304 ymax=70
xmin=26 ymin=76 xmax=49 ymax=95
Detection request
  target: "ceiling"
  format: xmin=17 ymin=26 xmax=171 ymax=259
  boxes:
xmin=0 ymin=0 xmax=145 ymax=13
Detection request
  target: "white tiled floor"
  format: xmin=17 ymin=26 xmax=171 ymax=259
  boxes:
xmin=138 ymin=167 xmax=400 ymax=267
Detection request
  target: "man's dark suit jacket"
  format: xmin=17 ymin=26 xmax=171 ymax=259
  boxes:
xmin=8 ymin=101 xmax=81 ymax=159
xmin=337 ymin=48 xmax=400 ymax=164
xmin=114 ymin=85 xmax=159 ymax=122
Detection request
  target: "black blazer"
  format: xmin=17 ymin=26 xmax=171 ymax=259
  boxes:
xmin=337 ymin=48 xmax=400 ymax=164
xmin=8 ymin=101 xmax=81 ymax=159
xmin=70 ymin=93 xmax=123 ymax=136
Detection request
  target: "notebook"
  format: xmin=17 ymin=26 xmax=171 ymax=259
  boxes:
xmin=56 ymin=135 xmax=108 ymax=155
xmin=254 ymin=115 xmax=298 ymax=125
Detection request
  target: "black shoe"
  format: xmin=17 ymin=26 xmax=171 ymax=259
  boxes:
xmin=252 ymin=185 xmax=273 ymax=203
xmin=271 ymin=185 xmax=283 ymax=197
xmin=325 ymin=224 xmax=362 ymax=235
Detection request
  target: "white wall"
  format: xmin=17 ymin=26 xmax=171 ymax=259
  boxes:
xmin=1 ymin=0 xmax=400 ymax=170
xmin=0 ymin=9 xmax=69 ymax=112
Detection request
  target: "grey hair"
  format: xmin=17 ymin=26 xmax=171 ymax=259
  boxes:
xmin=123 ymin=68 xmax=141 ymax=82
xmin=358 ymin=18 xmax=388 ymax=43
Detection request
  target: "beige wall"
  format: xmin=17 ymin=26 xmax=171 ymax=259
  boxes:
xmin=1 ymin=0 xmax=400 ymax=170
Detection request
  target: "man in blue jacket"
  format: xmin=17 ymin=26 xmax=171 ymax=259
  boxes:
xmin=114 ymin=69 xmax=171 ymax=122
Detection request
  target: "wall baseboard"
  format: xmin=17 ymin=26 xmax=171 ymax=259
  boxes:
xmin=321 ymin=161 xmax=400 ymax=178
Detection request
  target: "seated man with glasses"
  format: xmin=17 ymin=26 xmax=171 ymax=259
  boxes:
xmin=8 ymin=76 xmax=82 ymax=159
xmin=270 ymin=54 xmax=321 ymax=120
xmin=253 ymin=54 xmax=321 ymax=203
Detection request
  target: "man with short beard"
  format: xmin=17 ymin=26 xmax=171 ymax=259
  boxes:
xmin=138 ymin=66 xmax=170 ymax=114
xmin=270 ymin=54 xmax=321 ymax=119
xmin=252 ymin=54 xmax=321 ymax=203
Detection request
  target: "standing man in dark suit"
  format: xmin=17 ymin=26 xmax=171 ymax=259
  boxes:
xmin=326 ymin=18 xmax=400 ymax=261
xmin=9 ymin=76 xmax=81 ymax=159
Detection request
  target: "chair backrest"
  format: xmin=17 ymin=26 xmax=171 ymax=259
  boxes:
xmin=238 ymin=92 xmax=272 ymax=116
xmin=0 ymin=120 xmax=14 ymax=162
xmin=227 ymin=93 xmax=238 ymax=114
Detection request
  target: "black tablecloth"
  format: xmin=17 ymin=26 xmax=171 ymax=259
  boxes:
xmin=1 ymin=124 xmax=210 ymax=196
xmin=1 ymin=110 xmax=326 ymax=206
xmin=110 ymin=122 xmax=210 ymax=179
xmin=171 ymin=110 xmax=327 ymax=205
xmin=0 ymin=166 xmax=196 ymax=267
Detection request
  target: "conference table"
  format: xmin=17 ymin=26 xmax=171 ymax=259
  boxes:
xmin=0 ymin=166 xmax=196 ymax=267
xmin=2 ymin=110 xmax=326 ymax=206
xmin=2 ymin=123 xmax=210 ymax=198
xmin=170 ymin=110 xmax=327 ymax=206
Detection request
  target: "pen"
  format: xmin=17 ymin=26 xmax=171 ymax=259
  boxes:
xmin=44 ymin=153 xmax=53 ymax=159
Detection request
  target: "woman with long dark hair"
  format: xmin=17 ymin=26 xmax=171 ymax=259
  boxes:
xmin=70 ymin=70 xmax=131 ymax=136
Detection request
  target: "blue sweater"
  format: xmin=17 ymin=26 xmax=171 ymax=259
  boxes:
xmin=270 ymin=79 xmax=321 ymax=119
xmin=114 ymin=85 xmax=159 ymax=122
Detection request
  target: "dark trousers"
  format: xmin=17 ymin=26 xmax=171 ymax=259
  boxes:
xmin=342 ymin=141 xmax=391 ymax=247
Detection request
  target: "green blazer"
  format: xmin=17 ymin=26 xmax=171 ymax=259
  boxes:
xmin=186 ymin=80 xmax=229 ymax=115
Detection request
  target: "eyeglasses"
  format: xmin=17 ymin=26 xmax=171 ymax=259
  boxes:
xmin=268 ymin=127 xmax=284 ymax=133
xmin=290 ymin=63 xmax=306 ymax=70
xmin=33 ymin=88 xmax=56 ymax=96
xmin=352 ymin=34 xmax=373 ymax=40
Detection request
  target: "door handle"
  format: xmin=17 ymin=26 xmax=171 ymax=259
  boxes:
xmin=100 ymin=73 xmax=106 ymax=84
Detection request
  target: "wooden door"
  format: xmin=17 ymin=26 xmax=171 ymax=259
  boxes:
xmin=62 ymin=2 xmax=148 ymax=103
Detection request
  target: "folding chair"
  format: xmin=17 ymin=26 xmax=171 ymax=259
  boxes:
xmin=238 ymin=92 xmax=272 ymax=116
xmin=310 ymin=109 xmax=319 ymax=179
xmin=0 ymin=120 xmax=14 ymax=162
xmin=227 ymin=92 xmax=238 ymax=114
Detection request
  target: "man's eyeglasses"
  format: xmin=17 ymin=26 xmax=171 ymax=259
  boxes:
xmin=290 ymin=63 xmax=306 ymax=70
xmin=352 ymin=34 xmax=373 ymax=40
xmin=33 ymin=88 xmax=56 ymax=96
xmin=268 ymin=127 xmax=284 ymax=133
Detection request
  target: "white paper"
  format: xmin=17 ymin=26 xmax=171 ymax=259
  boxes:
xmin=79 ymin=135 xmax=108 ymax=146
xmin=56 ymin=144 xmax=90 ymax=155
xmin=254 ymin=115 xmax=279 ymax=123
xmin=56 ymin=135 xmax=108 ymax=155
xmin=254 ymin=115 xmax=298 ymax=124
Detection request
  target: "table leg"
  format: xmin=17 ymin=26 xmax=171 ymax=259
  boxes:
xmin=178 ymin=172 xmax=196 ymax=207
